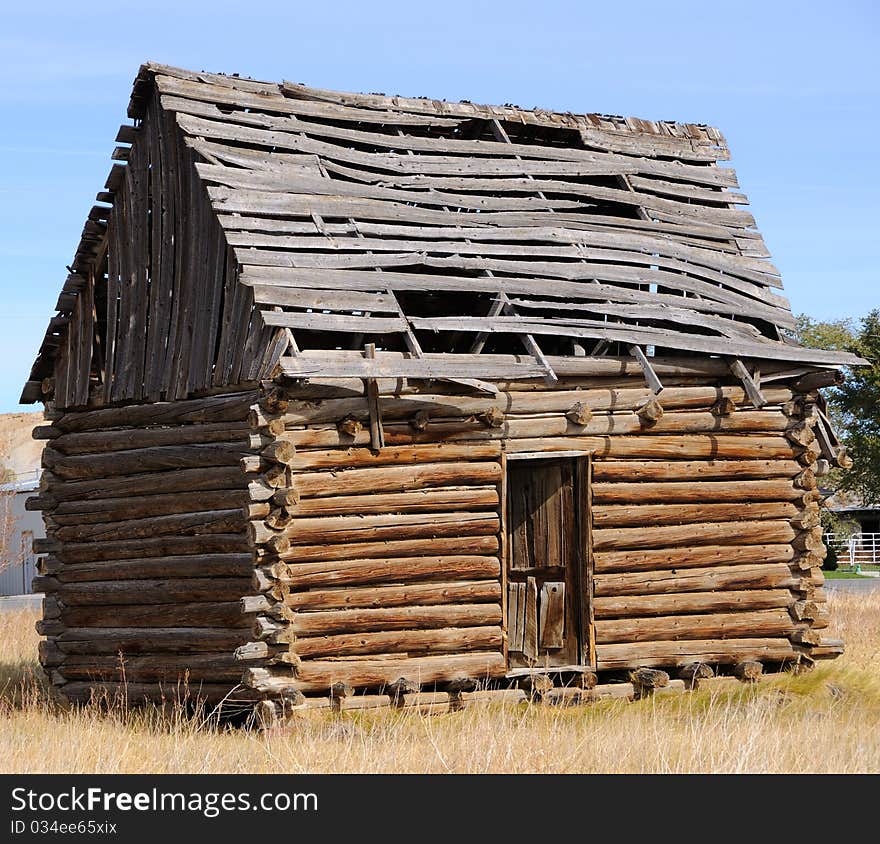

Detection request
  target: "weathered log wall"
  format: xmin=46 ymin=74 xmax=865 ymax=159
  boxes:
xmin=239 ymin=366 xmax=832 ymax=697
xmin=31 ymin=391 xmax=260 ymax=703
xmin=30 ymin=364 xmax=837 ymax=705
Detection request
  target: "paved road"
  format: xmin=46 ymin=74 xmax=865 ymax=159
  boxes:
xmin=0 ymin=594 xmax=43 ymax=612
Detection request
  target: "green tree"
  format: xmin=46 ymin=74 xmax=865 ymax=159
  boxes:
xmin=797 ymin=310 xmax=880 ymax=504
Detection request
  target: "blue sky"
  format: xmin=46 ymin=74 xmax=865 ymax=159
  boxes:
xmin=0 ymin=0 xmax=877 ymax=412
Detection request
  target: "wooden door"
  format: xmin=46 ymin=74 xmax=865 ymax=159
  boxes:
xmin=506 ymin=457 xmax=590 ymax=669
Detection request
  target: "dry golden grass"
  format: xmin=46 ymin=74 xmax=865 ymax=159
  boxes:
xmin=1 ymin=589 xmax=879 ymax=773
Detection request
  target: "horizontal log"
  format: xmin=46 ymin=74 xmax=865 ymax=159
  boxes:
xmin=291 ymin=486 xmax=499 ymax=516
xmin=592 ymin=520 xmax=797 ymax=551
xmin=293 ymin=625 xmax=502 ymax=659
xmin=42 ymin=442 xmax=251 ymax=481
xmin=289 ymin=603 xmax=503 ymax=635
xmin=277 ymin=534 xmax=499 ymax=565
xmin=294 ymin=461 xmax=501 ymax=497
xmin=594 ymin=588 xmax=796 ymax=619
xmin=56 ymin=654 xmax=243 ymax=682
xmin=594 ymin=543 xmax=796 ymax=574
xmin=32 ymin=424 xmax=61 ymax=440
xmin=274 ymin=386 xmax=794 ymax=426
xmin=60 ymin=602 xmax=251 ymax=628
xmin=248 ymin=522 xmax=290 ymax=553
xmin=792 ymin=370 xmax=843 ymax=392
xmin=54 ymin=391 xmax=257 ymax=432
xmin=53 ymin=554 xmax=254 ymax=583
xmin=591 ymin=459 xmax=802 ymax=482
xmin=55 ymin=534 xmax=249 ymax=564
xmin=592 ymin=501 xmax=800 ymax=528
xmin=256 ymin=652 xmax=508 ymax=694
xmin=53 ymin=509 xmax=245 ymax=543
xmin=45 ymin=466 xmax=247 ymax=502
xmin=281 ymin=512 xmax=500 ymax=546
xmin=268 ymin=370 xmax=689 ymax=401
xmin=286 ymin=441 xmax=501 ymax=470
xmin=505 ymin=434 xmax=802 ymax=460
xmin=275 ymin=353 xmax=789 ymax=384
xmin=592 ymin=480 xmax=808 ymax=504
xmin=44 ymin=577 xmax=252 ymax=606
xmin=51 ymin=421 xmax=252 ymax=455
xmin=595 ymin=609 xmax=796 ymax=644
xmin=278 ymin=554 xmax=500 ymax=589
xmin=811 ymin=639 xmax=845 ymax=660
xmin=595 ymin=563 xmax=802 ymax=597
xmin=285 ymin=410 xmax=791 ymax=449
xmin=286 ymin=580 xmax=501 ymax=612
xmin=596 ymin=638 xmax=799 ymax=670
xmin=51 ymin=489 xmax=248 ymax=523
xmin=55 ymin=628 xmax=248 ymax=654
xmin=59 ymin=682 xmax=258 ymax=706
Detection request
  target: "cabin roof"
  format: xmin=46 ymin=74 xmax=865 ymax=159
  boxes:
xmin=21 ymin=62 xmax=865 ymax=403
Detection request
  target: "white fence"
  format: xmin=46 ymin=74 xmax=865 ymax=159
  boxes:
xmin=824 ymin=532 xmax=880 ymax=572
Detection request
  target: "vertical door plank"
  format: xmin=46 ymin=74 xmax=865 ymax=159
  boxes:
xmin=523 ymin=576 xmax=538 ymax=661
xmin=539 ymin=581 xmax=565 ymax=648
xmin=509 ymin=467 xmax=532 ymax=570
xmin=507 ymin=583 xmax=524 ymax=653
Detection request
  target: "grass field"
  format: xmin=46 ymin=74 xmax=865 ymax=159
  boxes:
xmin=1 ymin=590 xmax=879 ymax=774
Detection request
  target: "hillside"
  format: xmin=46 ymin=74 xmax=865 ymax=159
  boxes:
xmin=0 ymin=412 xmax=45 ymax=480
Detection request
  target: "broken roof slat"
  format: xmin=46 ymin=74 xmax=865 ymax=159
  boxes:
xmin=21 ymin=60 xmax=866 ymax=405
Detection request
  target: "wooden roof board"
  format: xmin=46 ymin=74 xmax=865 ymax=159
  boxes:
xmin=20 ymin=61 xmax=866 ymax=404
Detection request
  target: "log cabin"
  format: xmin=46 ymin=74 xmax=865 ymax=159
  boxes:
xmin=20 ymin=62 xmax=866 ymax=717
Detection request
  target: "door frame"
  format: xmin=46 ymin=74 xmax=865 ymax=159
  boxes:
xmin=501 ymin=451 xmax=595 ymax=671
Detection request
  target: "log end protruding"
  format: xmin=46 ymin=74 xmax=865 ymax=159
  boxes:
xmin=330 ymin=681 xmax=355 ymax=712
xmin=272 ymin=487 xmax=300 ymax=508
xmin=790 ymin=628 xmax=823 ymax=647
xmin=792 ymin=369 xmax=844 ymax=393
xmin=565 ymin=401 xmax=593 ymax=426
xmin=260 ymin=387 xmax=289 ymax=416
xmin=636 ymin=398 xmax=664 ymax=426
xmin=678 ymin=662 xmax=714 ymax=690
xmin=577 ymin=671 xmax=599 ymax=690
xmin=630 ymin=667 xmax=669 ymax=698
xmin=337 ymin=415 xmax=364 ymax=437
xmin=387 ymin=677 xmax=419 ymax=705
xmin=254 ymin=699 xmax=279 ymax=731
xmin=478 ymin=406 xmax=506 ymax=428
xmin=265 ymin=507 xmax=294 ymax=531
xmin=733 ymin=660 xmax=763 ymax=683
xmin=446 ymin=677 xmax=478 ymax=712
xmin=32 ymin=424 xmax=62 ymax=441
xmin=262 ymin=439 xmax=296 ymax=465
xmin=409 ymin=410 xmax=430 ymax=432
xmin=785 ymin=421 xmax=816 ymax=448
xmin=518 ymin=674 xmax=554 ymax=703
xmin=710 ymin=397 xmax=737 ymax=417
xmin=794 ymin=468 xmax=817 ymax=490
